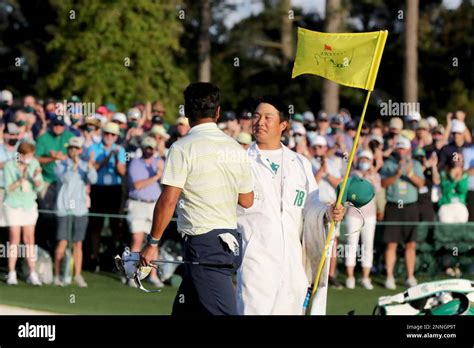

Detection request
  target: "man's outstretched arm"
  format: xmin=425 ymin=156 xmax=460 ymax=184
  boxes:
xmin=140 ymin=184 xmax=182 ymax=266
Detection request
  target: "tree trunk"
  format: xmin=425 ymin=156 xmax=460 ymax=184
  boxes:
xmin=280 ymin=0 xmax=292 ymax=67
xmin=404 ymin=0 xmax=419 ymax=104
xmin=198 ymin=0 xmax=211 ymax=82
xmin=322 ymin=0 xmax=343 ymax=114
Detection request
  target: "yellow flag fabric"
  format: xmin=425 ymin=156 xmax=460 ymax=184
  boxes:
xmin=292 ymin=28 xmax=388 ymax=91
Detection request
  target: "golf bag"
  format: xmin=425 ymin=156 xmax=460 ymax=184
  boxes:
xmin=373 ymin=279 xmax=474 ymax=315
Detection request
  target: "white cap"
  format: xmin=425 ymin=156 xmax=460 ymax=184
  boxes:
xmin=406 ymin=111 xmax=421 ymax=122
xmin=112 ymin=112 xmax=127 ymax=124
xmin=369 ymin=134 xmax=384 ymax=144
xmin=292 ymin=122 xmax=306 ymax=135
xmin=0 ymin=90 xmax=13 ymax=103
xmin=67 ymin=137 xmax=85 ymax=148
xmin=426 ymin=116 xmax=438 ymax=129
xmin=310 ymin=135 xmax=327 ymax=147
xmin=150 ymin=125 xmax=170 ymax=139
xmin=451 ymin=119 xmax=466 ymax=134
xmin=358 ymin=150 xmax=374 ymax=161
xmin=303 ymin=111 xmax=315 ymax=122
xmin=395 ymin=136 xmax=411 ymax=149
xmin=127 ymin=107 xmax=141 ymax=120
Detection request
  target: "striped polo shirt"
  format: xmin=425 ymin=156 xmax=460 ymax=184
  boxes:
xmin=161 ymin=122 xmax=253 ymax=236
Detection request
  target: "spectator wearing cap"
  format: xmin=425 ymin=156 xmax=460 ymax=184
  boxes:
xmin=0 ymin=91 xmax=15 ymax=130
xmin=166 ymin=116 xmax=190 ymax=147
xmin=124 ymin=108 xmax=144 ymax=160
xmin=316 ymin=111 xmax=331 ymax=141
xmin=367 ymin=134 xmax=384 ymax=171
xmin=426 ymin=116 xmax=438 ymax=131
xmin=383 ymin=117 xmax=403 ymax=159
xmin=463 ymin=142 xmax=474 ymax=221
xmin=4 ymin=142 xmax=44 ymax=286
xmin=380 ymin=136 xmax=425 ymax=290
xmin=223 ymin=111 xmax=240 ymax=138
xmin=0 ymin=123 xmax=21 ymax=227
xmin=176 ymin=116 xmax=190 ymax=137
xmin=438 ymin=153 xmax=469 ymax=223
xmin=411 ymin=119 xmax=432 ymax=150
xmin=150 ymin=125 xmax=170 ymax=159
xmin=238 ymin=110 xmax=253 ymax=134
xmin=126 ymin=136 xmax=164 ymax=288
xmin=87 ymin=122 xmax=127 ymax=270
xmin=0 ymin=89 xmax=13 ymax=104
xmin=327 ymin=114 xmax=352 ymax=153
xmin=303 ymin=111 xmax=315 ymax=126
xmin=112 ymin=112 xmax=128 ymax=144
xmin=311 ymin=134 xmax=345 ymax=289
xmin=13 ymin=110 xmax=35 ymax=145
xmin=151 ymin=114 xmax=164 ymax=127
xmin=424 ymin=124 xmax=446 ymax=159
xmin=413 ymin=147 xmax=439 ymax=237
xmin=345 ymin=120 xmax=357 ymax=140
xmin=236 ymin=132 xmax=252 ymax=150
xmin=292 ymin=113 xmax=304 ymax=125
xmin=105 ymin=103 xmax=117 ymax=121
xmin=35 ymin=115 xmax=74 ymax=210
xmin=405 ymin=111 xmax=422 ymax=140
xmin=96 ymin=105 xmax=109 ymax=119
xmin=81 ymin=117 xmax=102 ymax=150
xmin=438 ymin=119 xmax=470 ymax=170
xmin=291 ymin=122 xmax=311 ymax=160
xmin=345 ymin=150 xmax=380 ymax=290
xmin=444 ymin=111 xmax=472 ymax=144
xmin=68 ymin=107 xmax=83 ymax=137
xmin=25 ymin=95 xmax=48 ymax=138
xmin=54 ymin=137 xmax=97 ymax=288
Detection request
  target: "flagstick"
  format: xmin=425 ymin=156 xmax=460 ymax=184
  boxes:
xmin=307 ymin=90 xmax=372 ymax=314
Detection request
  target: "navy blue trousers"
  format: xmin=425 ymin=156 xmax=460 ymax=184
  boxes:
xmin=172 ymin=229 xmax=242 ymax=316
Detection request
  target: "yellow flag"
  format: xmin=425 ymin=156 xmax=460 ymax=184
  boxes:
xmin=292 ymin=28 xmax=388 ymax=91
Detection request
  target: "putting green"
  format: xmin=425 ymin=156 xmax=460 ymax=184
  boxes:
xmin=0 ymin=272 xmax=471 ymax=315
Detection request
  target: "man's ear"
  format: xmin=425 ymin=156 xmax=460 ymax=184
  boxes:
xmin=215 ymin=105 xmax=221 ymax=123
xmin=280 ymin=120 xmax=289 ymax=134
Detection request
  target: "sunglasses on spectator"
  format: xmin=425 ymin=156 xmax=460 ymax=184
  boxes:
xmin=53 ymin=123 xmax=65 ymax=127
xmin=104 ymin=132 xmax=118 ymax=137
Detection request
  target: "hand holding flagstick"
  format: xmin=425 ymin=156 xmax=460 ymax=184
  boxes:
xmin=292 ymin=27 xmax=388 ymax=314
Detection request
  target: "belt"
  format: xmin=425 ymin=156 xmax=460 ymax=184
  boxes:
xmin=129 ymin=198 xmax=156 ymax=204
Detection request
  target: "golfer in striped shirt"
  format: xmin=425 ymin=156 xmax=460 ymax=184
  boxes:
xmin=140 ymin=82 xmax=254 ymax=315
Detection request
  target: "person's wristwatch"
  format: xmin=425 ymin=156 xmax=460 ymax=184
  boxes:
xmin=146 ymin=234 xmax=160 ymax=247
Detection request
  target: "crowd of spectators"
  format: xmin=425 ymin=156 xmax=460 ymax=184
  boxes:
xmin=0 ymin=88 xmax=472 ymax=290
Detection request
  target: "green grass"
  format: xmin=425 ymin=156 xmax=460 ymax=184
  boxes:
xmin=0 ymin=272 xmax=472 ymax=315
xmin=0 ymin=272 xmax=176 ymax=315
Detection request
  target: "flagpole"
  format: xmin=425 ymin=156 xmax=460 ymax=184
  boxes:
xmin=307 ymin=89 xmax=372 ymax=314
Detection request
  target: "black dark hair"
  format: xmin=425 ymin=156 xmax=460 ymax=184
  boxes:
xmin=255 ymin=95 xmax=289 ymax=122
xmin=184 ymin=82 xmax=220 ymax=121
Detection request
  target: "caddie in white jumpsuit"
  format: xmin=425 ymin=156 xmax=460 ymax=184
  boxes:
xmin=236 ymin=97 xmax=345 ymax=315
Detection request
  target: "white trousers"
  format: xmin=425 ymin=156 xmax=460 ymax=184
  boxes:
xmin=344 ymin=215 xmax=376 ymax=269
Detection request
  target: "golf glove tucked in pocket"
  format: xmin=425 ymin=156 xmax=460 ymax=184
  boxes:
xmin=218 ymin=233 xmax=240 ymax=256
